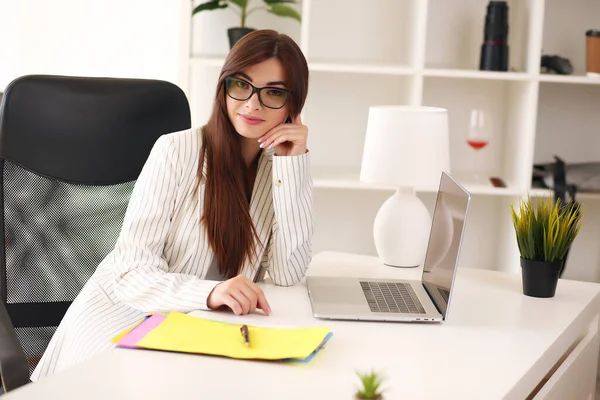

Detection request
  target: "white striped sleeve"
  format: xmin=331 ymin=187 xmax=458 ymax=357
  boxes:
xmin=112 ymin=134 xmax=219 ymax=313
xmin=264 ymin=151 xmax=315 ymax=286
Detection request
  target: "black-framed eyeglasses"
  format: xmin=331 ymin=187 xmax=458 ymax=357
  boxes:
xmin=225 ymin=77 xmax=291 ymax=110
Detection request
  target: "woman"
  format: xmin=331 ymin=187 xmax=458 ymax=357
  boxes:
xmin=31 ymin=29 xmax=313 ymax=380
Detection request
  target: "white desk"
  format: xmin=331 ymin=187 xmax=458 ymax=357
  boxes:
xmin=5 ymin=251 xmax=600 ymax=400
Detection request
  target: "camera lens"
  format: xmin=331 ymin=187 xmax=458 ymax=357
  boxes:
xmin=480 ymin=1 xmax=509 ymax=71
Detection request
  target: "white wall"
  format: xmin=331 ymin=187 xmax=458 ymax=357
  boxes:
xmin=0 ymin=1 xmax=20 ymax=90
xmin=0 ymin=0 xmax=185 ymax=91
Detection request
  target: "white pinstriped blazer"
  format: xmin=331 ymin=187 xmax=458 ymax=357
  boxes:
xmin=31 ymin=127 xmax=314 ymax=380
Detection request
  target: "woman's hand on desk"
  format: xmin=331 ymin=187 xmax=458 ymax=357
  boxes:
xmin=207 ymin=275 xmax=272 ymax=316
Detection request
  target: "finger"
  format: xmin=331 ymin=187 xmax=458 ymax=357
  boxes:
xmin=206 ymin=282 xmax=223 ymax=310
xmin=222 ymin=294 xmax=243 ymax=315
xmin=259 ymin=124 xmax=295 ymax=144
xmin=257 ymin=290 xmax=271 ymax=315
xmin=229 ymin=290 xmax=251 ymax=315
xmin=270 ymin=133 xmax=301 ymax=149
xmin=260 ymin=128 xmax=287 ymax=147
xmin=245 ymin=282 xmax=271 ymax=315
xmin=264 ymin=131 xmax=286 ymax=149
xmin=256 ymin=289 xmax=271 ymax=315
xmin=258 ymin=123 xmax=285 ymax=143
xmin=237 ymin=283 xmax=258 ymax=314
xmin=265 ymin=129 xmax=301 ymax=149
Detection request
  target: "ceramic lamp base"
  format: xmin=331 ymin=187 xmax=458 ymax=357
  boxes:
xmin=373 ymin=188 xmax=431 ymax=268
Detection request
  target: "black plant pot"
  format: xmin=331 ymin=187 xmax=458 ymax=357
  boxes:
xmin=520 ymin=258 xmax=564 ymax=298
xmin=227 ymin=27 xmax=255 ymax=49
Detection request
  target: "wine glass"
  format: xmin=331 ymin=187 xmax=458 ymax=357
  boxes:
xmin=466 ymin=109 xmax=492 ymax=183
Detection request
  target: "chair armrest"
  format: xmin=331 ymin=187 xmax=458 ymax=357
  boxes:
xmin=0 ymin=300 xmax=30 ymax=392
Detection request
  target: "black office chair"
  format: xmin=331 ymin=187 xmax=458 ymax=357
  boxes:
xmin=0 ymin=74 xmax=191 ymax=392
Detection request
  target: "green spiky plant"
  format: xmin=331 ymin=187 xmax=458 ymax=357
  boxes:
xmin=355 ymin=370 xmax=384 ymax=400
xmin=511 ymin=195 xmax=583 ymax=263
xmin=192 ymin=0 xmax=301 ymax=29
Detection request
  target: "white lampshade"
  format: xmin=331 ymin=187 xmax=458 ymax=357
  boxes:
xmin=360 ymin=106 xmax=450 ymax=187
xmin=359 ymin=105 xmax=451 ymax=268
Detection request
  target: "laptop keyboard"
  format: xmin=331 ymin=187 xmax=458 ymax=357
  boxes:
xmin=360 ymin=281 xmax=426 ymax=314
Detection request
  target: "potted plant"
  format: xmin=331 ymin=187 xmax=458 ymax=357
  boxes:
xmin=355 ymin=370 xmax=385 ymax=400
xmin=192 ymin=0 xmax=302 ymax=49
xmin=511 ymin=195 xmax=583 ymax=298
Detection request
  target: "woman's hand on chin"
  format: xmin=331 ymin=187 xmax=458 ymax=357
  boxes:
xmin=258 ymin=114 xmax=308 ymax=156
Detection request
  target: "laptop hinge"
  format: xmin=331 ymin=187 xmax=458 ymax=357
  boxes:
xmin=422 ymin=283 xmax=444 ymax=317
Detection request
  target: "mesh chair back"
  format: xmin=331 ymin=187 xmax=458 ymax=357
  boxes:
xmin=0 ymin=74 xmax=191 ymax=375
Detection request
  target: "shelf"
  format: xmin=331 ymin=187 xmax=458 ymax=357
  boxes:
xmin=422 ymin=77 xmax=535 ymax=190
xmin=528 ymin=188 xmax=600 ymax=201
xmin=188 ymin=65 xmax=600 ymax=87
xmin=538 ymin=74 xmax=600 ymax=85
xmin=424 ymin=0 xmax=534 ymax=73
xmin=306 ymin=0 xmax=414 ymax=68
xmin=190 ymin=57 xmax=414 ymax=76
xmin=535 ymin=83 xmax=600 ymax=165
xmin=418 ymin=183 xmax=523 ymax=197
xmin=309 ymin=62 xmax=414 ymax=76
xmin=312 ymin=168 xmax=523 ymax=196
xmin=542 ymin=0 xmax=600 ymax=80
xmin=423 ymin=69 xmax=531 ymax=81
xmin=186 ymin=0 xmax=600 ymax=277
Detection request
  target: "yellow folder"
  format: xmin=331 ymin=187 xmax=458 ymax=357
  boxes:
xmin=132 ymin=311 xmax=332 ymax=361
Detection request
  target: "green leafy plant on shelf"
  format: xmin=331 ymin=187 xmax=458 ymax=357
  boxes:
xmin=192 ymin=0 xmax=301 ymax=48
xmin=511 ymin=195 xmax=583 ymax=263
xmin=193 ymin=0 xmax=301 ymax=28
xmin=355 ymin=370 xmax=385 ymax=400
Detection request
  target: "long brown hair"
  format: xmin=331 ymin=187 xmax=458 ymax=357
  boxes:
xmin=199 ymin=30 xmax=309 ymax=279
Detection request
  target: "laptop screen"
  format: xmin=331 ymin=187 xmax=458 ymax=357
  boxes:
xmin=421 ymin=172 xmax=470 ymax=319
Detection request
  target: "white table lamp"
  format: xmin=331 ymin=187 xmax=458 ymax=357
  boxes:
xmin=360 ymin=106 xmax=450 ymax=268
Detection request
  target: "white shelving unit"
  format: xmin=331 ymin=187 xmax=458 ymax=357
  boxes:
xmin=184 ymin=0 xmax=600 ymax=280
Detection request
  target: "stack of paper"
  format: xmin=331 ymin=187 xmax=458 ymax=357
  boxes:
xmin=113 ymin=312 xmax=333 ymax=363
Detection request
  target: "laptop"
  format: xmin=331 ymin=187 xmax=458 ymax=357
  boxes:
xmin=306 ymin=172 xmax=471 ymax=323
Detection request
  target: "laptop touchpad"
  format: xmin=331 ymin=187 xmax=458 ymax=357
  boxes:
xmin=310 ymin=278 xmax=366 ymax=306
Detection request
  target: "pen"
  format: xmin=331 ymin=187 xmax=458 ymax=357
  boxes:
xmin=240 ymin=324 xmax=250 ymax=347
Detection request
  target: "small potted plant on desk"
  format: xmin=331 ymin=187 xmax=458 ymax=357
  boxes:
xmin=511 ymin=195 xmax=583 ymax=298
xmin=192 ymin=0 xmax=302 ymax=49
xmin=355 ymin=370 xmax=385 ymax=400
